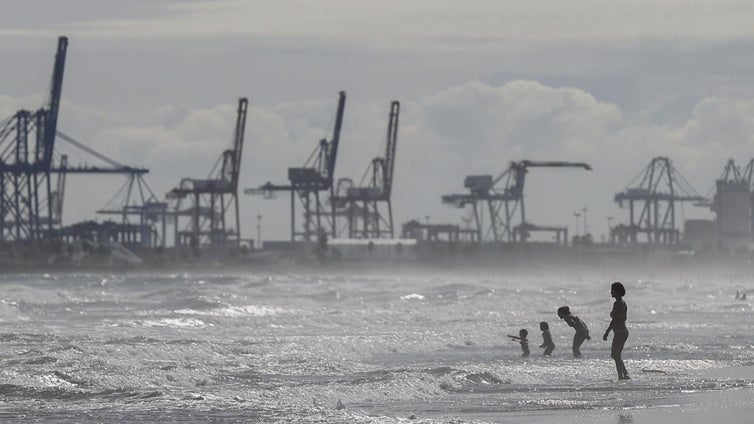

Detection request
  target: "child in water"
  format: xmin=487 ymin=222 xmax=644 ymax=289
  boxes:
xmin=557 ymin=306 xmax=591 ymax=357
xmin=539 ymin=321 xmax=555 ymax=356
xmin=508 ymin=329 xmax=530 ymax=357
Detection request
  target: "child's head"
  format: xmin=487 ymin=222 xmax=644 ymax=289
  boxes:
xmin=540 ymin=321 xmax=549 ymax=331
xmin=557 ymin=306 xmax=570 ymax=319
xmin=519 ymin=329 xmax=528 ymax=338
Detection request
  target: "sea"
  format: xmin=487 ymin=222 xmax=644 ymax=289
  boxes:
xmin=0 ymin=265 xmax=752 ymax=423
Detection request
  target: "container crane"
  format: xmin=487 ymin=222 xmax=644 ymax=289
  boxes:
xmin=167 ymin=97 xmax=248 ymax=248
xmin=98 ymin=172 xmax=168 ymax=248
xmin=247 ymin=91 xmax=346 ymax=241
xmin=1 ymin=36 xmax=150 ymax=245
xmin=613 ymin=157 xmax=706 ymax=244
xmin=0 ymin=36 xmax=67 ymax=241
xmin=332 ymin=100 xmax=400 ymax=238
xmin=442 ymin=160 xmax=591 ymax=243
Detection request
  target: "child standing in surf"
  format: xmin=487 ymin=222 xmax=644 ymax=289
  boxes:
xmin=508 ymin=329 xmax=530 ymax=357
xmin=557 ymin=306 xmax=590 ymax=357
xmin=539 ymin=321 xmax=555 ymax=356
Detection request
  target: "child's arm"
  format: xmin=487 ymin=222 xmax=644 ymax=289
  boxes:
xmin=540 ymin=331 xmax=551 ymax=347
xmin=508 ymin=335 xmax=521 ymax=340
xmin=564 ymin=316 xmax=576 ymax=328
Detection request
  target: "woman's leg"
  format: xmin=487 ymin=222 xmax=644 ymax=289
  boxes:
xmin=611 ymin=329 xmax=629 ymax=379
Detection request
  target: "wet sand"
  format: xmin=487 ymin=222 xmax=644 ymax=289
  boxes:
xmin=516 ymin=366 xmax=754 ymax=424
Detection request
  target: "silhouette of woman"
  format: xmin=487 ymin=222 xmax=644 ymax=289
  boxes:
xmin=603 ymin=281 xmax=629 ymax=380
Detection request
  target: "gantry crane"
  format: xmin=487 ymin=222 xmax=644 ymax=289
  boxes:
xmin=0 ymin=36 xmax=148 ymax=243
xmin=247 ymin=91 xmax=346 ymax=241
xmin=442 ymin=160 xmax=591 ymax=243
xmin=0 ymin=36 xmax=68 ymax=242
xmin=167 ymin=97 xmax=248 ymax=248
xmin=332 ymin=100 xmax=400 ymax=238
xmin=613 ymin=157 xmax=706 ymax=244
xmin=97 ymin=172 xmax=168 ymax=248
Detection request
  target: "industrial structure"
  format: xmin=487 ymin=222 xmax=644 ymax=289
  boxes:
xmin=0 ymin=36 xmax=69 ymax=242
xmin=7 ymin=37 xmax=754 ymax=268
xmin=401 ymin=220 xmax=477 ymax=242
xmin=97 ymin=173 xmax=168 ymax=248
xmin=167 ymin=98 xmax=248 ymax=248
xmin=613 ymin=157 xmax=706 ymax=244
xmin=332 ymin=101 xmax=400 ymax=238
xmin=0 ymin=36 xmax=148 ymax=245
xmin=710 ymin=159 xmax=752 ymax=241
xmin=441 ymin=160 xmax=591 ymax=243
xmin=249 ymin=91 xmax=346 ymax=241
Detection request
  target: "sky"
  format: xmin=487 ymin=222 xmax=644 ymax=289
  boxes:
xmin=3 ymin=0 xmax=754 ymax=243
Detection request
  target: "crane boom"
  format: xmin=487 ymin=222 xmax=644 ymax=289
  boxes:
xmin=222 ymin=97 xmax=248 ymax=190
xmin=382 ymin=101 xmax=400 ymax=197
xmin=41 ymin=36 xmax=68 ymax=168
xmin=496 ymin=160 xmax=592 ymax=197
xmin=325 ymin=91 xmax=346 ymax=186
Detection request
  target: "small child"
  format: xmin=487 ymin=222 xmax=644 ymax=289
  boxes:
xmin=539 ymin=321 xmax=555 ymax=356
xmin=508 ymin=329 xmax=530 ymax=357
xmin=557 ymin=306 xmax=591 ymax=357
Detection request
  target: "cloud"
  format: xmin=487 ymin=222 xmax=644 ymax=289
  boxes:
xmin=5 ymin=0 xmax=754 ymax=50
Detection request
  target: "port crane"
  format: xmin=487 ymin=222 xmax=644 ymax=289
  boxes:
xmin=167 ymin=98 xmax=248 ymax=248
xmin=442 ymin=160 xmax=591 ymax=243
xmin=247 ymin=91 xmax=346 ymax=241
xmin=613 ymin=157 xmax=706 ymax=243
xmin=0 ymin=36 xmax=148 ymax=243
xmin=332 ymin=101 xmax=400 ymax=238
xmin=97 ymin=172 xmax=168 ymax=248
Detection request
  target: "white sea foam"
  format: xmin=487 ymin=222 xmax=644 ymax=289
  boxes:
xmin=137 ymin=318 xmax=208 ymax=328
xmin=1 ymin=269 xmax=754 ymax=422
xmin=174 ymin=305 xmax=290 ymax=317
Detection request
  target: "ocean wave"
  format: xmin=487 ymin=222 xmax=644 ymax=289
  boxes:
xmin=174 ymin=305 xmax=290 ymax=317
xmin=135 ymin=318 xmax=208 ymax=328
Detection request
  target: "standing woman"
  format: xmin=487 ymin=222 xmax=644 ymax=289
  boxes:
xmin=603 ymin=282 xmax=629 ymax=380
